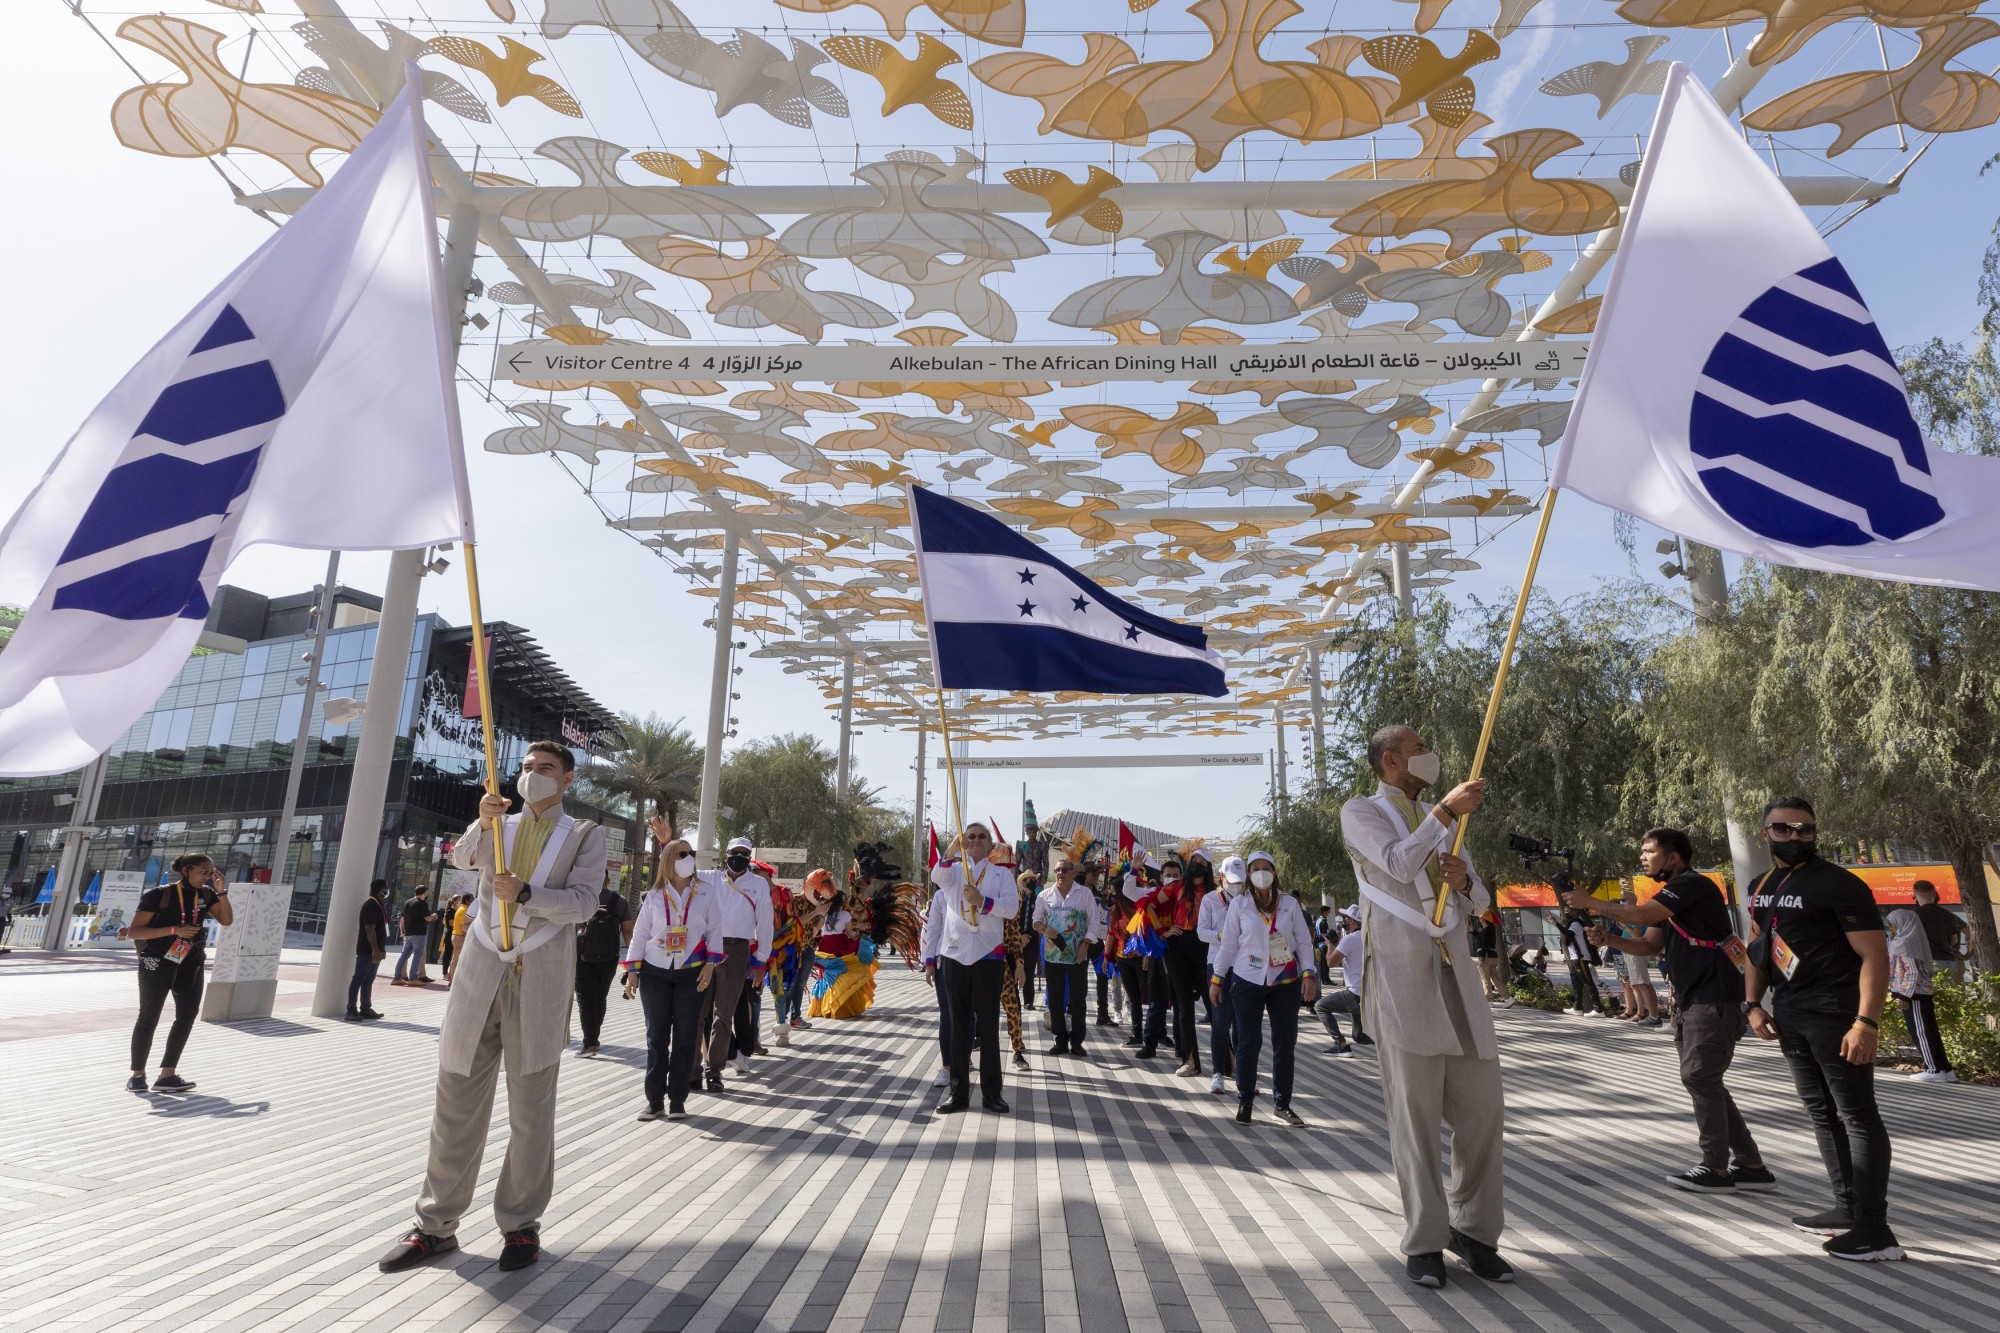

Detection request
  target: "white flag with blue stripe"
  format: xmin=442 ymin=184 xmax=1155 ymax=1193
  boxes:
xmin=1552 ymin=64 xmax=2000 ymax=590
xmin=0 ymin=86 xmax=471 ymax=776
xmin=906 ymin=484 xmax=1227 ymax=697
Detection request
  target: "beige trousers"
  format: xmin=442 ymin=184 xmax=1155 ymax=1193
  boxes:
xmin=415 ymin=978 xmax=561 ymax=1237
xmin=1479 ymin=956 xmax=1510 ymax=1002
xmin=1374 ymin=979 xmax=1506 ymax=1255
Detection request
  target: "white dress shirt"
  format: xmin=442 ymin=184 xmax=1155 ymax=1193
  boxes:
xmin=1334 ymin=928 xmax=1365 ymax=997
xmin=1208 ymin=892 xmax=1318 ymax=988
xmin=713 ymin=869 xmax=776 ymax=964
xmin=1031 ymin=883 xmax=1104 ymax=964
xmin=624 ymin=874 xmax=724 ymax=971
xmin=927 ymin=858 xmax=1020 ymax=964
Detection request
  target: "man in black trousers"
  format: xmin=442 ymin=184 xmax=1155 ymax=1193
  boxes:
xmin=923 ymin=824 xmax=1021 ymax=1114
xmin=574 ymin=873 xmax=633 ymax=1058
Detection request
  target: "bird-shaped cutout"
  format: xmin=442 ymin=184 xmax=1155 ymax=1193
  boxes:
xmin=1617 ymin=0 xmax=1978 ymax=69
xmin=1295 ymin=489 xmax=1362 ymax=518
xmin=1063 ymin=402 xmax=1219 ymax=475
xmin=1214 ymin=238 xmax=1304 ymax=280
xmin=990 ymin=460 xmax=1119 ymax=499
xmin=488 ymin=269 xmax=691 ymax=338
xmin=428 ymin=35 xmax=583 ymax=116
xmin=291 ymin=20 xmax=491 ymax=123
xmin=1453 ymin=399 xmax=1573 ymax=446
xmin=822 ymin=33 xmax=975 ymax=130
xmin=1529 ymin=295 xmax=1600 ymax=334
xmin=1150 ymin=520 xmax=1268 ymax=560
xmin=1278 ymin=251 xmax=1380 ymax=318
xmin=1742 ymin=17 xmax=2000 ymax=155
xmin=1169 ymin=456 xmax=1308 ymax=495
xmin=634 ymin=149 xmax=731 ymax=183
xmin=1409 ymin=441 xmax=1501 ymax=480
xmin=843 ymin=460 xmax=916 ymax=488
xmin=633 ymin=456 xmax=778 ymax=502
xmin=939 ymin=458 xmax=990 ymax=482
xmin=1460 ymin=488 xmax=1525 ymax=515
xmin=1336 ymin=129 xmax=1620 ymax=257
xmin=1327 ymin=114 xmax=1493 ymax=190
xmin=1008 ymin=421 xmax=1065 ymax=451
xmin=988 ymin=496 xmax=1128 ymax=542
xmin=112 ymin=17 xmax=378 ymax=187
xmin=781 ymin=0 xmax=1028 ymax=45
xmin=1004 ymin=166 xmax=1124 ymax=233
xmin=1218 ymin=544 xmax=1315 ymax=582
xmin=1297 ymin=513 xmax=1451 ymax=553
xmin=1539 ymin=36 xmax=1674 ymax=119
xmin=1279 ymin=395 xmax=1435 ymax=469
xmin=1362 ymin=31 xmax=1502 ymax=126
xmin=971 ymin=34 xmax=1140 ymax=135
xmin=1051 ymin=230 xmax=1296 ymax=343
xmin=485 ymin=404 xmax=650 ymax=465
xmin=1073 ymin=545 xmax=1202 ymax=583
xmin=1377 ymin=239 xmax=1553 ymax=337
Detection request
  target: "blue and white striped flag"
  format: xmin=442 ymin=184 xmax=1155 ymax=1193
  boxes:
xmin=0 ymin=86 xmax=471 ymax=776
xmin=1552 ymin=64 xmax=2000 ymax=590
xmin=906 ymin=484 xmax=1227 ymax=697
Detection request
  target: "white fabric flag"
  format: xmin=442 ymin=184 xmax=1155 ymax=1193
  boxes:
xmin=1552 ymin=64 xmax=2000 ymax=590
xmin=0 ymin=85 xmax=471 ymax=776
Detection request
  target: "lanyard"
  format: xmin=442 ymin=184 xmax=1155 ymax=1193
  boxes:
xmin=663 ymin=884 xmax=692 ymax=929
xmin=179 ymin=882 xmax=197 ymax=930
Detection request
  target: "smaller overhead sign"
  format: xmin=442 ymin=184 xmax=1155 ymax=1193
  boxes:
xmin=757 ymin=847 xmax=808 ymax=864
xmin=940 ymin=753 xmax=1264 ymax=770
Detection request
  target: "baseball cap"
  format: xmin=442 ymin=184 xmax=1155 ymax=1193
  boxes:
xmin=1220 ymin=855 xmax=1247 ymax=884
xmin=726 ymin=836 xmax=753 ymax=853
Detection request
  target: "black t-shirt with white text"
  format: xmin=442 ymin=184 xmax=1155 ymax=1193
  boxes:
xmin=136 ymin=883 xmax=217 ymax=962
xmin=1650 ymin=871 xmax=1736 ymax=1007
xmin=1752 ymin=856 xmax=1882 ymax=1017
xmin=357 ymin=896 xmax=386 ymax=957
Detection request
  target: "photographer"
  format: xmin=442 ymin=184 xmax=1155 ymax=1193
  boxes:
xmin=1567 ymin=828 xmax=1776 ymax=1195
xmin=1559 ymin=906 xmax=1603 ymax=1016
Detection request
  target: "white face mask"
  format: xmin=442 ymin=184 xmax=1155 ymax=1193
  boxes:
xmin=674 ymin=855 xmax=697 ymax=878
xmin=1250 ymin=869 xmax=1275 ymax=890
xmin=518 ymin=769 xmax=563 ymax=805
xmin=1403 ymin=750 xmax=1442 ymax=786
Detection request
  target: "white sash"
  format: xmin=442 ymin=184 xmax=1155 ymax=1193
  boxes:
xmin=468 ymin=813 xmax=575 ymax=963
xmin=1355 ymin=793 xmax=1462 ymax=940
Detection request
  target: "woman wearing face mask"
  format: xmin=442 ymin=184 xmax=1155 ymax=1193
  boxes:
xmin=1197 ymin=856 xmax=1248 ymax=1095
xmin=1158 ymin=853 xmax=1211 ymax=1078
xmin=623 ymin=832 xmax=721 ymax=1121
xmin=1208 ymin=851 xmax=1319 ymax=1127
xmin=126 ymin=853 xmax=234 ymax=1093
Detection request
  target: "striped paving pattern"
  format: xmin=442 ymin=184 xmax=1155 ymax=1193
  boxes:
xmin=3 ymin=956 xmax=1998 ymax=1333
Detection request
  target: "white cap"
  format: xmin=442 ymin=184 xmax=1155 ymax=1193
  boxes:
xmin=1340 ymin=904 xmax=1361 ymax=922
xmin=1220 ymin=855 xmax=1248 ymax=884
xmin=726 ymin=837 xmax=753 ymax=853
xmin=1247 ymin=849 xmax=1276 ymax=867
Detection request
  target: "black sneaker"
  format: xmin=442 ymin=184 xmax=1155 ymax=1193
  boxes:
xmin=1234 ymin=1102 xmax=1253 ymax=1124
xmin=1273 ymin=1106 xmax=1305 ymax=1128
xmin=1121 ymin=1035 xmax=1143 ymax=1048
xmin=125 ymin=1074 xmax=149 ymax=1092
xmin=360 ymin=1009 xmax=384 ymax=1020
xmin=1136 ymin=1046 xmax=1159 ymax=1060
xmin=1352 ymin=1032 xmax=1375 ymax=1047
xmin=1447 ymin=1229 xmax=1514 ymax=1282
xmin=344 ymin=1010 xmax=363 ymax=1022
xmin=1046 ymin=1044 xmax=1068 ymax=1056
xmin=497 ymin=1228 xmax=540 ymax=1272
xmin=1326 ymin=1043 xmax=1352 ymax=1055
xmin=1731 ymin=1164 xmax=1779 ymax=1193
xmin=1824 ymin=1224 xmax=1904 ymax=1262
xmin=1012 ymin=1054 xmax=1030 ymax=1071
xmin=705 ymin=1076 xmax=726 ymax=1094
xmin=1406 ymin=1252 xmax=1447 ymax=1288
xmin=378 ymin=1230 xmax=458 ymax=1273
xmin=1669 ymin=1166 xmax=1735 ymax=1193
xmin=1792 ymin=1207 xmax=1856 ymax=1235
xmin=152 ymin=1074 xmax=196 ymax=1094
xmin=1094 ymin=1014 xmax=1112 ymax=1026
xmin=667 ymin=1103 xmax=687 ymax=1120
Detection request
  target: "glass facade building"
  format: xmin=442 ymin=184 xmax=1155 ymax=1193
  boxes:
xmin=1 ymin=585 xmax=632 ymax=925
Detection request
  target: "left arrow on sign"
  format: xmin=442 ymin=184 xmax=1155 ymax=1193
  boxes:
xmin=507 ymin=352 xmax=531 ymax=372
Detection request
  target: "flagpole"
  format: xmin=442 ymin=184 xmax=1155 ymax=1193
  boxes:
xmin=931 ymin=690 xmax=970 ymax=868
xmin=462 ymin=543 xmax=511 ymax=951
xmin=1432 ymin=487 xmax=1562 ymax=942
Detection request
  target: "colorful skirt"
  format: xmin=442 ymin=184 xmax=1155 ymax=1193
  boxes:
xmin=807 ymin=950 xmax=878 ymax=1019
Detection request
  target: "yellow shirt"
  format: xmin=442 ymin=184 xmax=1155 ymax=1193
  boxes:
xmin=508 ymin=808 xmax=560 ymax=883
xmin=451 ymin=905 xmax=469 ymax=937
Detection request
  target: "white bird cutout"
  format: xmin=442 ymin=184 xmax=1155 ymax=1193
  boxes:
xmin=1539 ymin=36 xmax=1673 ymax=120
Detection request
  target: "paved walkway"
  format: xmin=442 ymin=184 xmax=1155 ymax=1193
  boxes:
xmin=4 ymin=953 xmax=1998 ymax=1333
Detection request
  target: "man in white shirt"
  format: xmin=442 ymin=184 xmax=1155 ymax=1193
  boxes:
xmin=1031 ymin=858 xmax=1103 ymax=1057
xmin=702 ymin=836 xmax=774 ymax=1090
xmin=1313 ymin=906 xmax=1371 ymax=1054
xmin=925 ymin=823 xmax=1020 ymax=1114
xmin=1340 ymin=725 xmax=1511 ymax=1291
xmin=1197 ymin=855 xmax=1247 ymax=1094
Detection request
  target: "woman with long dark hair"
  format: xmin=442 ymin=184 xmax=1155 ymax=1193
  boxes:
xmin=1159 ymin=853 xmax=1212 ymax=1078
xmin=1208 ymin=851 xmax=1319 ymax=1127
xmin=126 ymin=854 xmax=233 ymax=1093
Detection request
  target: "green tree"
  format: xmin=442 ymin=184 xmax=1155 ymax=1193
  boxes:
xmin=717 ymin=732 xmax=903 ymax=877
xmin=594 ymin=712 xmax=702 ymax=832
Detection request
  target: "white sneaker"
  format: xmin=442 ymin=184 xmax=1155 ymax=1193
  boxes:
xmin=775 ymin=1027 xmax=790 ymax=1048
xmin=1208 ymin=1073 xmax=1226 ymax=1095
xmin=1501 ymin=998 xmax=1517 ymax=1008
xmin=1913 ymin=1070 xmax=1958 ymax=1083
xmin=933 ymin=1067 xmax=949 ymax=1088
xmin=734 ymin=1054 xmax=750 ymax=1076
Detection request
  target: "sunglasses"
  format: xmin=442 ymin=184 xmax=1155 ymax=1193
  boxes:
xmin=1763 ymin=821 xmax=1817 ymax=838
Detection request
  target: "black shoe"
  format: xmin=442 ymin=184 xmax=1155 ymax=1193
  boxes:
xmin=344 ymin=1010 xmax=363 ymax=1022
xmin=1731 ymin=1164 xmax=1779 ymax=1193
xmin=1234 ymin=1102 xmax=1253 ymax=1124
xmin=1824 ymin=1224 xmax=1904 ymax=1262
xmin=982 ymin=1096 xmax=1010 ymax=1114
xmin=1447 ymin=1229 xmax=1514 ymax=1282
xmin=1136 ymin=1046 xmax=1159 ymax=1059
xmin=1121 ymin=1035 xmax=1142 ymax=1048
xmin=497 ymin=1228 xmax=540 ymax=1272
xmin=579 ymin=1044 xmax=600 ymax=1059
xmin=1352 ymin=1032 xmax=1374 ymax=1047
xmin=152 ymin=1074 xmax=196 ymax=1094
xmin=379 ymin=1230 xmax=458 ymax=1273
xmin=1326 ymin=1043 xmax=1352 ymax=1055
xmin=1046 ymin=1044 xmax=1068 ymax=1056
xmin=1792 ymin=1207 xmax=1856 ymax=1236
xmin=705 ymin=1076 xmax=725 ymax=1094
xmin=667 ymin=1103 xmax=687 ymax=1120
xmin=636 ymin=1106 xmax=664 ymax=1122
xmin=936 ymin=1097 xmax=970 ymax=1115
xmin=1094 ymin=1014 xmax=1112 ymax=1027
xmin=360 ymin=1009 xmax=384 ymax=1020
xmin=1669 ymin=1165 xmax=1735 ymax=1193
xmin=1070 ymin=1046 xmax=1088 ymax=1059
xmin=126 ymin=1074 xmax=149 ymax=1092
xmin=1012 ymin=1054 xmax=1030 ymax=1072
xmin=1406 ymin=1252 xmax=1447 ymax=1288
xmin=1273 ymin=1106 xmax=1305 ymax=1128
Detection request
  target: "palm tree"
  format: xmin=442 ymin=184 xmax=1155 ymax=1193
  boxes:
xmin=718 ymin=733 xmax=907 ymax=876
xmin=594 ymin=712 xmax=703 ymax=835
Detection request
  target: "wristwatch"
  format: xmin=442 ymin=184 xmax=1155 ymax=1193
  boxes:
xmin=514 ymin=886 xmax=534 ymax=905
xmin=1740 ymin=1001 xmax=1763 ymax=1016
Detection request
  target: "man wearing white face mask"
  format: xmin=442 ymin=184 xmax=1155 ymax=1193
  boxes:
xmin=380 ymin=740 xmax=606 ymax=1276
xmin=1340 ymin=725 xmax=1510 ymax=1291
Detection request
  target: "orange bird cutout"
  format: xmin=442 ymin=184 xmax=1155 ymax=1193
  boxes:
xmin=1362 ymin=31 xmax=1501 ymax=126
xmin=427 ymin=35 xmax=583 ymax=116
xmin=822 ymin=33 xmax=975 ymax=129
xmin=1004 ymin=166 xmax=1125 ymax=233
xmin=633 ymin=149 xmax=731 ymax=183
xmin=1408 ymin=440 xmax=1501 ymax=480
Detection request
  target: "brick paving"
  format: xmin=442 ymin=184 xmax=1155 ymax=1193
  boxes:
xmin=3 ymin=951 xmax=1998 ymax=1332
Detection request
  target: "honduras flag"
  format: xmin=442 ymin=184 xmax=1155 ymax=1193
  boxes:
xmin=1553 ymin=64 xmax=2000 ymax=590
xmin=906 ymin=485 xmax=1227 ymax=696
xmin=0 ymin=84 xmax=472 ymax=776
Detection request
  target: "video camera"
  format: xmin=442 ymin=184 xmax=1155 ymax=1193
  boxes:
xmin=1506 ymin=833 xmax=1577 ymax=893
xmin=853 ymin=840 xmax=904 ymax=885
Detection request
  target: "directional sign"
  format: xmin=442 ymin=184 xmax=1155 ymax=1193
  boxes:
xmin=938 ymin=753 xmax=1264 ymax=770
xmin=757 ymin=847 xmax=809 ymax=864
xmin=497 ymin=340 xmax=1587 ymax=385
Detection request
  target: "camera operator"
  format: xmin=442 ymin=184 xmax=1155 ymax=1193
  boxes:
xmin=1558 ymin=901 xmax=1603 ymax=1017
xmin=1566 ymin=828 xmax=1776 ymax=1195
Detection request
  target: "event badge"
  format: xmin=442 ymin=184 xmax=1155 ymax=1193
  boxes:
xmin=1721 ymin=935 xmax=1750 ymax=975
xmin=165 ymin=938 xmax=192 ymax=964
xmin=664 ymin=925 xmax=688 ymax=955
xmin=1267 ymin=929 xmax=1294 ymax=968
xmin=1769 ymin=931 xmax=1800 ymax=981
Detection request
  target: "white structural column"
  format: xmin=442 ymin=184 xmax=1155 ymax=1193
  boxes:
xmin=1690 ymin=547 xmax=1768 ymax=936
xmin=1389 ymin=545 xmax=1413 ymax=617
xmin=42 ymin=754 xmax=109 ymax=953
xmin=1273 ymin=709 xmax=1289 ymax=812
xmin=1307 ymin=646 xmax=1328 ymax=789
xmin=836 ymin=654 xmax=854 ymax=803
xmin=694 ymin=528 xmax=740 ymax=866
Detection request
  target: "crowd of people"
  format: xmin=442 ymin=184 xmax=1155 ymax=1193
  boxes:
xmin=108 ymin=728 xmax=1968 ymax=1288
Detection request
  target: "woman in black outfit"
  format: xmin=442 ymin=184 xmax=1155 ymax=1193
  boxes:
xmin=127 ymin=854 xmax=233 ymax=1093
xmin=1160 ymin=855 xmax=1212 ymax=1078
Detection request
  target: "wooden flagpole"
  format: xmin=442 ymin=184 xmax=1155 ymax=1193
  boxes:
xmin=461 ymin=542 xmax=511 ymax=951
xmin=1431 ymin=486 xmax=1562 ymax=937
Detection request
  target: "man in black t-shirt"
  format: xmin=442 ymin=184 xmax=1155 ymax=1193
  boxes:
xmin=574 ymin=877 xmax=634 ymax=1058
xmin=348 ymin=880 xmax=389 ymax=1021
xmin=1911 ymin=882 xmax=1967 ymax=982
xmin=1571 ymin=828 xmax=1774 ymax=1196
xmin=1743 ymin=797 xmax=1898 ymax=1263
